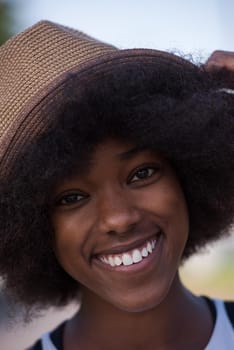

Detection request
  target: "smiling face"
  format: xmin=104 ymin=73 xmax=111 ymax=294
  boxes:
xmin=51 ymin=139 xmax=189 ymax=312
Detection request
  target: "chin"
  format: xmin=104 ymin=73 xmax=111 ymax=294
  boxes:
xmin=109 ymin=288 xmax=168 ymax=314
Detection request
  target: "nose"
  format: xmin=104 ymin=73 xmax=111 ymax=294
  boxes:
xmin=96 ymin=188 xmax=141 ymax=236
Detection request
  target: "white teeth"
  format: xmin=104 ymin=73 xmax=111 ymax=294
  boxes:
xmin=98 ymin=235 xmax=159 ymax=267
xmin=141 ymin=247 xmax=148 ymax=257
xmin=114 ymin=256 xmax=122 ymax=266
xmin=104 ymin=256 xmax=109 ymax=264
xmin=122 ymin=253 xmax=133 ymax=266
xmin=147 ymin=242 xmax=152 ymax=253
xmin=108 ymin=256 xmax=115 ymax=267
xmin=132 ymin=249 xmax=143 ymax=263
xmin=101 ymin=256 xmax=108 ymax=264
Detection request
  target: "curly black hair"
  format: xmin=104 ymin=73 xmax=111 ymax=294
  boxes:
xmin=0 ymin=56 xmax=234 ymax=311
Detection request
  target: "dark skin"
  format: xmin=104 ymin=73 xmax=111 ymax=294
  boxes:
xmin=64 ymin=279 xmax=213 ymax=350
xmin=204 ymin=50 xmax=234 ymax=71
xmin=50 ymin=51 xmax=234 ymax=350
xmin=51 ymin=139 xmax=213 ymax=350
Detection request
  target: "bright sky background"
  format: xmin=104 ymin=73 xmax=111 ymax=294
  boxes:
xmin=13 ymin=0 xmax=234 ymax=61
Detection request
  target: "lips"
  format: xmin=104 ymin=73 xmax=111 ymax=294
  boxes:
xmin=95 ymin=232 xmax=161 ymax=268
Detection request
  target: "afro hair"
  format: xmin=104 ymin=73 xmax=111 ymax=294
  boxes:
xmin=0 ymin=56 xmax=234 ymax=310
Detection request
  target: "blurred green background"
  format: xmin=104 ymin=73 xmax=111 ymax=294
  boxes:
xmin=180 ymin=235 xmax=234 ymax=299
xmin=0 ymin=0 xmax=15 ymax=44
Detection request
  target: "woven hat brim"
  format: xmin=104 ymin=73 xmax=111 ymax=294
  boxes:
xmin=0 ymin=48 xmax=196 ymax=178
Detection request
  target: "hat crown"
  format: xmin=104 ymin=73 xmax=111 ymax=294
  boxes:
xmin=0 ymin=20 xmax=196 ymax=178
xmin=0 ymin=20 xmax=116 ymax=156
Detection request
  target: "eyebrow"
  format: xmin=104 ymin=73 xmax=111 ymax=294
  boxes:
xmin=117 ymin=146 xmax=147 ymax=160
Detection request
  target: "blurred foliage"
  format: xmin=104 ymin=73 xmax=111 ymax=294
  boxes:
xmin=0 ymin=0 xmax=15 ymax=45
xmin=181 ymin=260 xmax=234 ymax=299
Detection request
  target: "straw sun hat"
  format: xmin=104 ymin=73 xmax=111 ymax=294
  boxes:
xmin=0 ymin=20 xmax=195 ymax=178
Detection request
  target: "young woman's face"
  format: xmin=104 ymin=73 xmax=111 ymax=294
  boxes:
xmin=51 ymin=139 xmax=189 ymax=312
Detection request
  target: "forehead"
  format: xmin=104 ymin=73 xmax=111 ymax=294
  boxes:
xmin=90 ymin=139 xmax=145 ymax=160
xmin=87 ymin=138 xmax=165 ymax=167
xmin=54 ymin=138 xmax=165 ymax=185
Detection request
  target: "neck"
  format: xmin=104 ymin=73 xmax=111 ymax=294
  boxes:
xmin=65 ymin=275 xmax=213 ymax=350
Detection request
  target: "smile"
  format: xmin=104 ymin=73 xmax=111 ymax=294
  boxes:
xmin=97 ymin=237 xmax=158 ymax=267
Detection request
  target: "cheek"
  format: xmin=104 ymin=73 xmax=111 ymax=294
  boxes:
xmin=137 ymin=178 xmax=189 ymax=248
xmin=139 ymin=178 xmax=188 ymax=222
xmin=157 ymin=182 xmax=189 ymax=259
xmin=51 ymin=212 xmax=89 ymax=271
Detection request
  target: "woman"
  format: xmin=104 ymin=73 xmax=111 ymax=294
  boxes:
xmin=0 ymin=21 xmax=233 ymax=349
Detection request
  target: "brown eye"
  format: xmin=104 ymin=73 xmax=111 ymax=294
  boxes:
xmin=55 ymin=192 xmax=87 ymax=206
xmin=130 ymin=167 xmax=156 ymax=183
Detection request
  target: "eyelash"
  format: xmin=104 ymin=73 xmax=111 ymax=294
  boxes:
xmin=55 ymin=165 xmax=160 ymax=206
xmin=128 ymin=166 xmax=158 ymax=184
xmin=55 ymin=192 xmax=88 ymax=206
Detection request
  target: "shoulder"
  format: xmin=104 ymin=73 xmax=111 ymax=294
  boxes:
xmin=203 ymin=299 xmax=234 ymax=349
xmin=211 ymin=298 xmax=234 ymax=327
xmin=26 ymin=320 xmax=66 ymax=350
xmin=26 ymin=338 xmax=43 ymax=350
xmin=224 ymin=300 xmax=234 ymax=327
